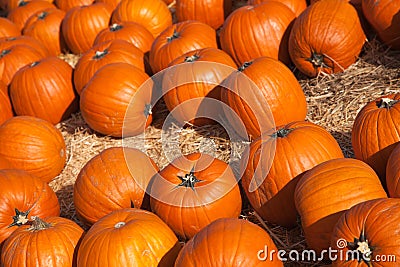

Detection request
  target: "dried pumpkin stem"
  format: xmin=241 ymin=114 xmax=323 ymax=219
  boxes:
xmin=38 ymin=12 xmax=48 ymax=20
xmin=270 ymin=128 xmax=293 ymax=138
xmin=110 ymin=23 xmax=123 ymax=32
xmin=0 ymin=49 xmax=11 ymax=58
xmin=28 ymin=216 xmax=51 ymax=231
xmin=306 ymin=52 xmax=330 ymax=69
xmin=238 ymin=61 xmax=253 ymax=72
xmin=176 ymin=167 xmax=202 ymax=191
xmin=114 ymin=222 xmax=126 ymax=228
xmin=377 ymin=98 xmax=398 ymax=109
xmin=8 ymin=208 xmax=30 ymax=228
xmin=167 ymin=31 xmax=180 ymax=42
xmin=93 ymin=50 xmax=109 ymax=59
xmin=184 ymin=54 xmax=200 ymax=62
xmin=346 ymin=228 xmax=373 ymax=264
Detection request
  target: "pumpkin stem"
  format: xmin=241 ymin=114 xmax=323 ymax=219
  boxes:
xmin=31 ymin=61 xmax=40 ymax=67
xmin=184 ymin=54 xmax=200 ymax=62
xmin=271 ymin=128 xmax=293 ymax=138
xmin=28 ymin=216 xmax=51 ymax=231
xmin=306 ymin=52 xmax=330 ymax=69
xmin=37 ymin=12 xmax=48 ymax=20
xmin=346 ymin=228 xmax=373 ymax=264
xmin=377 ymin=98 xmax=398 ymax=109
xmin=167 ymin=30 xmax=180 ymax=42
xmin=18 ymin=0 xmax=28 ymax=6
xmin=0 ymin=49 xmax=11 ymax=58
xmin=93 ymin=49 xmax=109 ymax=59
xmin=8 ymin=208 xmax=30 ymax=228
xmin=144 ymin=103 xmax=152 ymax=116
xmin=176 ymin=167 xmax=202 ymax=191
xmin=238 ymin=61 xmax=253 ymax=72
xmin=114 ymin=222 xmax=125 ymax=228
xmin=110 ymin=23 xmax=123 ymax=31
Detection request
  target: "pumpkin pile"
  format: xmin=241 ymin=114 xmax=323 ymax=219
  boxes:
xmin=0 ymin=0 xmax=399 ymax=266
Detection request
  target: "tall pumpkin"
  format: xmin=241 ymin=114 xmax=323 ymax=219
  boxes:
xmin=0 ymin=169 xmax=60 ymax=244
xmin=9 ymin=57 xmax=78 ymax=124
xmin=219 ymin=1 xmax=296 ymax=66
xmin=247 ymin=0 xmax=307 ymax=17
xmin=0 ymin=87 xmax=13 ymax=126
xmin=241 ymin=121 xmax=344 ymax=228
xmin=289 ymin=0 xmax=366 ymax=77
xmin=0 ymin=116 xmax=66 ymax=183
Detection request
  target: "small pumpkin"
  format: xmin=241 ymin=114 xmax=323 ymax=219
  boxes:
xmin=247 ymin=0 xmax=307 ymax=17
xmin=0 ymin=116 xmax=66 ymax=183
xmin=54 ymin=0 xmax=94 ymax=11
xmin=77 ymin=208 xmax=181 ymax=266
xmin=0 ymin=169 xmax=60 ymax=244
xmin=0 ymin=18 xmax=20 ymax=38
xmin=0 ymin=86 xmax=13 ymax=126
xmin=1 ymin=216 xmax=84 ymax=267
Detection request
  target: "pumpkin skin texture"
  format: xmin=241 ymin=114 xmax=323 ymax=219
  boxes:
xmin=74 ymin=147 xmax=159 ymax=226
xmin=61 ymin=3 xmax=113 ymax=54
xmin=162 ymin=47 xmax=237 ymax=127
xmin=175 ymin=0 xmax=232 ymax=30
xmin=175 ymin=218 xmax=283 ymax=267
xmin=294 ymin=158 xmax=387 ymax=254
xmin=248 ymin=0 xmax=307 ymax=17
xmin=241 ymin=121 xmax=344 ymax=229
xmin=77 ymin=208 xmax=181 ymax=267
xmin=0 ymin=35 xmax=50 ymax=58
xmin=0 ymin=18 xmax=20 ymax=38
xmin=331 ymin=198 xmax=400 ymax=266
xmin=0 ymin=88 xmax=13 ymax=125
xmin=386 ymin=142 xmax=400 ymax=197
xmin=96 ymin=0 xmax=120 ymax=9
xmin=352 ymin=94 xmax=400 ymax=187
xmin=54 ymin=0 xmax=94 ymax=11
xmin=74 ymin=39 xmax=145 ymax=95
xmin=149 ymin=20 xmax=218 ymax=74
xmin=111 ymin=0 xmax=172 ymax=38
xmin=1 ymin=0 xmax=53 ymax=12
xmin=289 ymin=0 xmax=366 ymax=77
xmin=1 ymin=216 xmax=84 ymax=267
xmin=0 ymin=116 xmax=66 ymax=183
xmin=80 ymin=62 xmax=152 ymax=137
xmin=219 ymin=2 xmax=296 ymax=66
xmin=0 ymin=169 xmax=60 ymax=244
xmin=150 ymin=153 xmax=242 ymax=240
xmin=221 ymin=57 xmax=307 ymax=140
xmin=9 ymin=57 xmax=78 ymax=124
xmin=362 ymin=0 xmax=400 ymax=50
xmin=23 ymin=8 xmax=67 ymax=56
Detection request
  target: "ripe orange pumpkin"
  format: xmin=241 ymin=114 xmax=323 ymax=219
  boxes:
xmin=1 ymin=0 xmax=53 ymax=12
xmin=80 ymin=62 xmax=153 ymax=137
xmin=150 ymin=153 xmax=242 ymax=240
xmin=386 ymin=142 xmax=400 ymax=198
xmin=294 ymin=158 xmax=387 ymax=253
xmin=0 ymin=18 xmax=20 ymax=38
xmin=95 ymin=0 xmax=120 ymax=9
xmin=54 ymin=0 xmax=94 ymax=11
xmin=1 ymin=216 xmax=84 ymax=267
xmin=0 ymin=35 xmax=50 ymax=58
xmin=241 ymin=121 xmax=344 ymax=228
xmin=74 ymin=147 xmax=159 ymax=226
xmin=111 ymin=0 xmax=172 ymax=38
xmin=0 ymin=87 xmax=13 ymax=126
xmin=77 ymin=208 xmax=181 ymax=266
xmin=175 ymin=218 xmax=284 ymax=266
xmin=0 ymin=169 xmax=60 ymax=244
xmin=0 ymin=116 xmax=66 ymax=183
xmin=220 ymin=2 xmax=296 ymax=66
xmin=221 ymin=57 xmax=307 ymax=139
xmin=289 ymin=0 xmax=366 ymax=77
xmin=248 ymin=0 xmax=307 ymax=17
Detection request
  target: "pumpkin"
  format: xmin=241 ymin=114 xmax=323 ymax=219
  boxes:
xmin=1 ymin=0 xmax=53 ymax=12
xmin=0 ymin=169 xmax=60 ymax=244
xmin=288 ymin=0 xmax=366 ymax=77
xmin=221 ymin=57 xmax=307 ymax=139
xmin=0 ymin=116 xmax=66 ymax=183
xmin=241 ymin=121 xmax=344 ymax=228
xmin=175 ymin=218 xmax=283 ymax=266
xmin=331 ymin=198 xmax=400 ymax=266
xmin=149 ymin=20 xmax=218 ymax=74
xmin=61 ymin=2 xmax=113 ymax=54
xmin=0 ymin=18 xmax=20 ymax=38
xmin=1 ymin=216 xmax=84 ymax=267
xmin=95 ymin=0 xmax=120 ymax=9
xmin=77 ymin=208 xmax=181 ymax=266
xmin=247 ymin=0 xmax=307 ymax=17
xmin=111 ymin=0 xmax=172 ymax=38
xmin=74 ymin=39 xmax=145 ymax=95
xmin=0 ymin=87 xmax=13 ymax=125
xmin=150 ymin=153 xmax=242 ymax=240
xmin=294 ymin=158 xmax=387 ymax=253
xmin=352 ymin=94 xmax=400 ymax=186
xmin=219 ymin=2 xmax=296 ymax=66
xmin=7 ymin=0 xmax=56 ymax=31
xmin=0 ymin=35 xmax=50 ymax=58
xmin=74 ymin=147 xmax=159 ymax=226
xmin=362 ymin=0 xmax=400 ymax=50
xmin=162 ymin=47 xmax=237 ymax=127
xmin=93 ymin=22 xmax=154 ymax=54
xmin=23 ymin=8 xmax=67 ymax=56
xmin=80 ymin=62 xmax=153 ymax=137
xmin=175 ymin=0 xmax=232 ymax=30
xmin=9 ymin=57 xmax=78 ymax=124
xmin=54 ymin=0 xmax=94 ymax=11
xmin=386 ymin=142 xmax=400 ymax=197
xmin=0 ymin=44 xmax=45 ymax=86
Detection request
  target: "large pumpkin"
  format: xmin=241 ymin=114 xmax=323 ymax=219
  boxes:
xmin=0 ymin=87 xmax=13 ymax=126
xmin=1 ymin=216 xmax=84 ymax=267
xmin=352 ymin=94 xmax=400 ymax=186
xmin=1 ymin=0 xmax=53 ymax=12
xmin=150 ymin=153 xmax=242 ymax=240
xmin=74 ymin=39 xmax=144 ymax=94
xmin=219 ymin=1 xmax=296 ymax=66
xmin=294 ymin=158 xmax=387 ymax=253
xmin=221 ymin=57 xmax=307 ymax=139
xmin=386 ymin=142 xmax=400 ymax=197
xmin=0 ymin=18 xmax=20 ymax=38
xmin=149 ymin=20 xmax=218 ymax=74
xmin=175 ymin=218 xmax=284 ymax=266
xmin=331 ymin=198 xmax=400 ymax=266
xmin=80 ymin=62 xmax=152 ymax=137
xmin=0 ymin=169 xmax=60 ymax=244
xmin=288 ymin=0 xmax=366 ymax=77
xmin=77 ymin=208 xmax=181 ymax=266
xmin=74 ymin=147 xmax=159 ymax=226
xmin=241 ymin=121 xmax=344 ymax=228
xmin=0 ymin=116 xmax=66 ymax=183
xmin=162 ymin=47 xmax=237 ymax=127
xmin=247 ymin=0 xmax=307 ymax=17
xmin=9 ymin=56 xmax=78 ymax=124
xmin=0 ymin=35 xmax=50 ymax=58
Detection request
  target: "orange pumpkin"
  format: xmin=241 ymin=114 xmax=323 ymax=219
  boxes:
xmin=0 ymin=87 xmax=13 ymax=126
xmin=387 ymin=142 xmax=400 ymax=198
xmin=1 ymin=0 xmax=53 ymax=12
xmin=54 ymin=0 xmax=94 ymax=11
xmin=0 ymin=35 xmax=50 ymax=57
xmin=95 ymin=0 xmax=120 ymax=9
xmin=248 ymin=0 xmax=307 ymax=17
xmin=0 ymin=18 xmax=20 ymax=38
